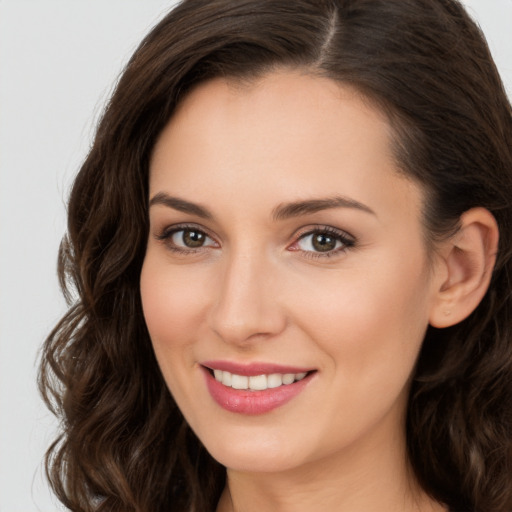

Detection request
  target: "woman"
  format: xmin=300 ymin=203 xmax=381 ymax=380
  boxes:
xmin=40 ymin=0 xmax=512 ymax=511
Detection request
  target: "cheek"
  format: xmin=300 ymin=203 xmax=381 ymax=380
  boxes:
xmin=291 ymin=254 xmax=431 ymax=387
xmin=285 ymin=261 xmax=431 ymax=451
xmin=140 ymin=257 xmax=209 ymax=365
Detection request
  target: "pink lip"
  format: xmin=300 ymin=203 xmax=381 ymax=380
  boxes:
xmin=201 ymin=360 xmax=313 ymax=376
xmin=200 ymin=363 xmax=316 ymax=415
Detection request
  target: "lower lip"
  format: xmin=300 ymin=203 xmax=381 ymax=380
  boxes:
xmin=202 ymin=367 xmax=314 ymax=415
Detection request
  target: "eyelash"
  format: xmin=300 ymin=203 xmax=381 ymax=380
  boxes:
xmin=291 ymin=225 xmax=355 ymax=259
xmin=155 ymin=224 xmax=218 ymax=255
xmin=155 ymin=223 xmax=355 ymax=259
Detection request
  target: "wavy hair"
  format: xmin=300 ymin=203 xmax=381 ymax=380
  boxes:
xmin=39 ymin=0 xmax=512 ymax=511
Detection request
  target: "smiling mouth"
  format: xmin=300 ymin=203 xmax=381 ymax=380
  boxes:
xmin=204 ymin=367 xmax=314 ymax=391
xmin=201 ymin=365 xmax=316 ymax=414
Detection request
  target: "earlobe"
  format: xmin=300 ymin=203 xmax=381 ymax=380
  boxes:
xmin=429 ymin=208 xmax=499 ymax=328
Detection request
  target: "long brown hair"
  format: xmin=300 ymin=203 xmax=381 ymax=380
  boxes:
xmin=40 ymin=1 xmax=512 ymax=511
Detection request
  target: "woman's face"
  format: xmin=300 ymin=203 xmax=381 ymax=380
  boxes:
xmin=141 ymin=71 xmax=443 ymax=473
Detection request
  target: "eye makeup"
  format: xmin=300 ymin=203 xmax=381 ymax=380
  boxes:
xmin=154 ymin=222 xmax=356 ymax=260
xmin=155 ymin=223 xmax=219 ymax=255
xmin=288 ymin=225 xmax=356 ymax=260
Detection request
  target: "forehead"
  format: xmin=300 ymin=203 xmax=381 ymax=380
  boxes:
xmin=158 ymin=71 xmax=393 ymax=154
xmin=149 ymin=71 xmax=422 ymax=225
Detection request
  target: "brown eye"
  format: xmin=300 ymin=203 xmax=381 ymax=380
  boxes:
xmin=297 ymin=231 xmax=343 ymax=253
xmin=182 ymin=229 xmax=205 ymax=247
xmin=170 ymin=228 xmax=216 ymax=249
xmin=311 ymin=233 xmax=337 ymax=252
xmin=293 ymin=227 xmax=355 ymax=257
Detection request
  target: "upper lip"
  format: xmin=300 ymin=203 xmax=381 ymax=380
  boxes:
xmin=201 ymin=360 xmax=315 ymax=376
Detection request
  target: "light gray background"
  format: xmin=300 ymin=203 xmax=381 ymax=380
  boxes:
xmin=0 ymin=1 xmax=510 ymax=511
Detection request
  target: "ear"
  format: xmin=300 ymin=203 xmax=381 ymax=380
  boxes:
xmin=429 ymin=207 xmax=499 ymax=328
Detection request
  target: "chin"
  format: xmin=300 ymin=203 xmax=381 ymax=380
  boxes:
xmin=201 ymin=429 xmax=307 ymax=474
xmin=213 ymin=450 xmax=302 ymax=474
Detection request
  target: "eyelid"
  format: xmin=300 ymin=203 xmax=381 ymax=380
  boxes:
xmin=155 ymin=223 xmax=220 ymax=252
xmin=153 ymin=222 xmax=355 ymax=258
xmin=288 ymin=225 xmax=356 ymax=257
xmin=155 ymin=222 xmax=214 ymax=240
xmin=293 ymin=224 xmax=355 ymax=240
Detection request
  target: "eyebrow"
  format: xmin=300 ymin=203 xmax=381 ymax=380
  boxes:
xmin=149 ymin=192 xmax=213 ymax=219
xmin=148 ymin=192 xmax=375 ymax=220
xmin=271 ymin=196 xmax=375 ymax=221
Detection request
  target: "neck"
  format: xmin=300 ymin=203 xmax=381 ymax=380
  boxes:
xmin=216 ymin=409 xmax=446 ymax=512
xmin=218 ymin=470 xmax=445 ymax=512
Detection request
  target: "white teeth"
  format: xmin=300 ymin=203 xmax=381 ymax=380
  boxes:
xmin=282 ymin=373 xmax=295 ymax=385
xmin=211 ymin=369 xmax=309 ymax=390
xmin=267 ymin=373 xmax=283 ymax=388
xmin=249 ymin=374 xmax=267 ymax=391
xmin=231 ymin=374 xmax=249 ymax=390
xmin=222 ymin=371 xmax=232 ymax=387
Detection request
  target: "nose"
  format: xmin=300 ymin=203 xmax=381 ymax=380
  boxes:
xmin=208 ymin=249 xmax=287 ymax=346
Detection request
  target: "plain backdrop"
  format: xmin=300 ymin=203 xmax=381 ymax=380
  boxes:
xmin=0 ymin=1 xmax=511 ymax=511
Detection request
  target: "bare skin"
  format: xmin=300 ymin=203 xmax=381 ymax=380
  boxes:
xmin=142 ymin=70 xmax=496 ymax=512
